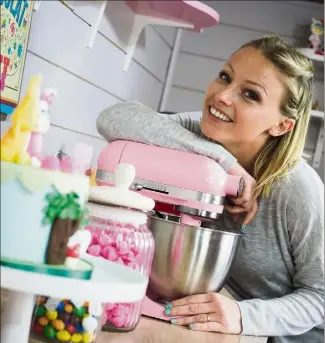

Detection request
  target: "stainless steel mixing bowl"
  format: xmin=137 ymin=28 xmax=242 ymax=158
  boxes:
xmin=147 ymin=213 xmax=243 ymax=301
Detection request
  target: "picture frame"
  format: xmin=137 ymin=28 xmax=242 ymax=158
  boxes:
xmin=0 ymin=0 xmax=34 ymax=121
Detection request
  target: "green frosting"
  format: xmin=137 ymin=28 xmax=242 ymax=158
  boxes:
xmin=0 ymin=161 xmax=89 ymax=197
xmin=43 ymin=190 xmax=89 ymax=226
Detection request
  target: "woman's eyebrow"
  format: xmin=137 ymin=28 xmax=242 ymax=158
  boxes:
xmin=227 ymin=62 xmax=267 ymax=95
xmin=245 ymin=80 xmax=267 ymax=95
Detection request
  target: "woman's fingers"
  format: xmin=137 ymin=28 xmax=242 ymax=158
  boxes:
xmin=242 ymin=200 xmax=258 ymax=226
xmin=188 ymin=321 xmax=224 ymax=332
xmin=230 ymin=196 xmax=250 ymax=207
xmin=165 ymin=302 xmax=216 ymax=317
xmin=170 ymin=313 xmax=220 ymax=327
xmin=170 ymin=293 xmax=214 ymax=307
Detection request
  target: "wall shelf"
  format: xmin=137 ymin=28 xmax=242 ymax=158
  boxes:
xmin=311 ymin=110 xmax=324 ymax=119
xmin=298 ymin=48 xmax=324 ymax=63
xmin=86 ymin=0 xmax=219 ymax=71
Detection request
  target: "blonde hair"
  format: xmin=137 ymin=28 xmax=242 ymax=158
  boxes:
xmin=239 ymin=36 xmax=315 ymax=198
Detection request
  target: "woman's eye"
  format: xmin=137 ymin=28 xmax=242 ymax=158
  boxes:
xmin=218 ymin=71 xmax=231 ymax=83
xmin=243 ymin=89 xmax=260 ymax=102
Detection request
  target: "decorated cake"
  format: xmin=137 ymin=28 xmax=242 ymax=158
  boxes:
xmin=0 ymin=74 xmax=90 ymax=270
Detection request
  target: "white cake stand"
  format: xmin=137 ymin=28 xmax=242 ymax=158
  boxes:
xmin=1 ymin=260 xmax=148 ymax=343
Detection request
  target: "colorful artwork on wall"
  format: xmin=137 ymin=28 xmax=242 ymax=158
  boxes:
xmin=0 ymin=0 xmax=34 ymax=121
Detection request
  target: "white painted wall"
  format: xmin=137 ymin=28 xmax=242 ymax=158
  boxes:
xmin=165 ymin=0 xmax=324 ymax=179
xmin=1 ymin=0 xmax=175 ymax=160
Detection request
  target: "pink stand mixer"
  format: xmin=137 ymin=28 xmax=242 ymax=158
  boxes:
xmin=96 ymin=140 xmax=244 ymax=322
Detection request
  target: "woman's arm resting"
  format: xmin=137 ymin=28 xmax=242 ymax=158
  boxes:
xmin=238 ymin=181 xmax=324 ymax=336
xmin=96 ymin=101 xmax=237 ymax=171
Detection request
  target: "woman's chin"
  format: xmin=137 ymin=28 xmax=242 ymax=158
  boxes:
xmin=200 ymin=120 xmax=224 ymax=143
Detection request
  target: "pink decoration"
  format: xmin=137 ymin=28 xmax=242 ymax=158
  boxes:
xmin=28 ymin=87 xmax=57 ymax=165
xmin=41 ymin=155 xmax=61 ymax=171
xmin=60 ymin=157 xmax=73 ymax=173
xmin=27 ymin=132 xmax=44 ymax=162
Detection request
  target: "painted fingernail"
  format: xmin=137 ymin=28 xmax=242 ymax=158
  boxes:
xmin=170 ymin=318 xmax=178 ymax=324
xmin=241 ymin=225 xmax=247 ymax=233
xmin=165 ymin=303 xmax=173 ymax=309
xmin=164 ymin=309 xmax=171 ymax=316
xmin=188 ymin=324 xmax=195 ymax=329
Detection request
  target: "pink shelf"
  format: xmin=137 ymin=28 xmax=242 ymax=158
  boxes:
xmin=124 ymin=0 xmax=220 ymax=32
xmin=86 ymin=0 xmax=220 ymax=72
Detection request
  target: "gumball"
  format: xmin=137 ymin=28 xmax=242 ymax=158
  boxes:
xmin=56 ymin=330 xmax=71 ymax=341
xmin=82 ymin=332 xmax=92 ymax=343
xmin=64 ymin=303 xmax=73 ymax=313
xmin=35 ymin=305 xmax=46 ymax=317
xmin=52 ymin=319 xmax=65 ymax=331
xmin=32 ymin=323 xmax=44 ymax=334
xmin=46 ymin=310 xmax=58 ymax=320
xmin=56 ymin=302 xmax=65 ymax=313
xmin=71 ymin=333 xmax=83 ymax=343
xmin=70 ymin=314 xmax=81 ymax=326
xmin=73 ymin=306 xmax=86 ymax=317
xmin=82 ymin=316 xmax=98 ymax=333
xmin=38 ymin=316 xmax=49 ymax=326
xmin=59 ymin=311 xmax=71 ymax=323
xmin=66 ymin=324 xmax=76 ymax=334
xmin=75 ymin=323 xmax=84 ymax=333
xmin=44 ymin=325 xmax=56 ymax=339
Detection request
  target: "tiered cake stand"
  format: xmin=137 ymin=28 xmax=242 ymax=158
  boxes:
xmin=1 ymin=258 xmax=148 ymax=343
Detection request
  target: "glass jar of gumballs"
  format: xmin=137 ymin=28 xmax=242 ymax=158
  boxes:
xmin=84 ymin=164 xmax=155 ymax=332
xmin=30 ymin=296 xmax=103 ymax=343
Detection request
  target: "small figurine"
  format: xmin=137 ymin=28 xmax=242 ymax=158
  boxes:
xmin=27 ymin=87 xmax=57 ymax=167
xmin=312 ymin=101 xmax=320 ymax=111
xmin=1 ymin=74 xmax=42 ymax=165
xmin=309 ymin=18 xmax=324 ymax=53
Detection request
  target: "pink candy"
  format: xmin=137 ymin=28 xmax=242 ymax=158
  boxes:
xmin=87 ymin=244 xmax=101 ymax=256
xmin=101 ymin=246 xmax=118 ymax=261
xmin=86 ymin=218 xmax=154 ymax=330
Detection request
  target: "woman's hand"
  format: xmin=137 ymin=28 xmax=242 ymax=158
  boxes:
xmin=164 ymin=293 xmax=242 ymax=334
xmin=226 ymin=162 xmax=259 ymax=227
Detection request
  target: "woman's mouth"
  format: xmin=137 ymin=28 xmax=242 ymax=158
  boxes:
xmin=209 ymin=106 xmax=233 ymax=122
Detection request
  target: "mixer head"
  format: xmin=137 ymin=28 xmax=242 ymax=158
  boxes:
xmin=96 ymin=140 xmax=244 ymax=224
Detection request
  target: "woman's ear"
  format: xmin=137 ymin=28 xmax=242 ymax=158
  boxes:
xmin=268 ymin=118 xmax=295 ymax=137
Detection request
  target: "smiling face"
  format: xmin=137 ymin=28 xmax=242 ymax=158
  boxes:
xmin=201 ymin=47 xmax=294 ymax=160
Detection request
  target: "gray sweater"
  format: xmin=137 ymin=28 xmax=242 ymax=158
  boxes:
xmin=97 ymin=101 xmax=324 ymax=343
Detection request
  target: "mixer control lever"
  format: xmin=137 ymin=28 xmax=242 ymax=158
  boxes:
xmin=132 ymin=183 xmax=143 ymax=191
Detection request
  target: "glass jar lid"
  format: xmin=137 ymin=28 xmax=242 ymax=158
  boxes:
xmin=88 ymin=163 xmax=155 ymax=212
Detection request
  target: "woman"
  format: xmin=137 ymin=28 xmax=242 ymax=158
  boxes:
xmin=97 ymin=36 xmax=324 ymax=343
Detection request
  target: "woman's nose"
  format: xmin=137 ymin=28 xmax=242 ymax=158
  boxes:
xmin=214 ymin=86 xmax=234 ymax=106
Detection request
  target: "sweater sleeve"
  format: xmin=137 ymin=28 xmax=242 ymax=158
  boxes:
xmin=237 ymin=174 xmax=324 ymax=336
xmin=96 ymin=101 xmax=237 ymax=171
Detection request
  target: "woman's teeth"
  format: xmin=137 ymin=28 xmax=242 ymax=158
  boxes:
xmin=209 ymin=107 xmax=232 ymax=122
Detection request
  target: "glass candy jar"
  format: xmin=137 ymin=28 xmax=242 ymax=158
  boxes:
xmin=30 ymin=297 xmax=103 ymax=343
xmin=85 ymin=163 xmax=155 ymax=332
